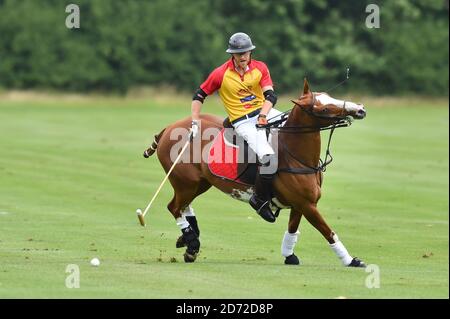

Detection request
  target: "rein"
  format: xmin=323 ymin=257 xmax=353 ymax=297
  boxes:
xmin=259 ymin=105 xmax=353 ymax=175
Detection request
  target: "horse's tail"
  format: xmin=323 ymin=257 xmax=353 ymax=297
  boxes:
xmin=143 ymin=128 xmax=166 ymax=158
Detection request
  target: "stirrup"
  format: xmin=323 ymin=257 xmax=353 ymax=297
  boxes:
xmin=274 ymin=207 xmax=281 ymax=218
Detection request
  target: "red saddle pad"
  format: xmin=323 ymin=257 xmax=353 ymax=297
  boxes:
xmin=208 ymin=129 xmax=246 ymax=184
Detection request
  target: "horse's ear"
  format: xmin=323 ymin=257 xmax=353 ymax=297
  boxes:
xmin=303 ymin=78 xmax=311 ymax=95
xmin=291 ymin=99 xmax=302 ymax=106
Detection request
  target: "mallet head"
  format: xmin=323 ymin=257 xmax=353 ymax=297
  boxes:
xmin=136 ymin=209 xmax=146 ymax=227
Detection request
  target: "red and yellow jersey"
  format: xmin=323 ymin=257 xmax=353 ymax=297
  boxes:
xmin=200 ymin=58 xmax=273 ymax=121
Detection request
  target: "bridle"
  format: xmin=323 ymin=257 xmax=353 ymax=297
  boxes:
xmin=259 ymin=92 xmax=353 ymax=175
xmin=263 ymin=93 xmax=352 ymax=131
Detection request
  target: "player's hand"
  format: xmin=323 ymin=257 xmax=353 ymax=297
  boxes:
xmin=257 ymin=114 xmax=268 ymax=126
xmin=191 ymin=120 xmax=199 ymax=138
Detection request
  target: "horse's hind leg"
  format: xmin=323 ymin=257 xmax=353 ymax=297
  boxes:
xmin=300 ymin=203 xmax=366 ymax=267
xmin=175 ymin=205 xmax=198 ymax=248
xmin=167 ymin=179 xmax=212 ymax=262
xmin=175 ymin=181 xmax=212 ymax=248
xmin=282 ymin=209 xmax=303 ymax=265
xmin=167 ymin=190 xmax=200 ymax=262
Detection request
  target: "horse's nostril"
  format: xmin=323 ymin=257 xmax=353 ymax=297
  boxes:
xmin=356 ymin=109 xmax=366 ymax=118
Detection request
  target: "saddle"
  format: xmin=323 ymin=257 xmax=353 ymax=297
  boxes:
xmin=207 ymin=119 xmax=259 ymax=185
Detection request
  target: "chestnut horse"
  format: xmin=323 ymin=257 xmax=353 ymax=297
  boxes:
xmin=144 ymin=79 xmax=367 ymax=267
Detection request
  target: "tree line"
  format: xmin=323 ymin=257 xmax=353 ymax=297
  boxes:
xmin=0 ymin=0 xmax=448 ymax=95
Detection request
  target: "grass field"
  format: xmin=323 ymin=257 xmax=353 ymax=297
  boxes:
xmin=0 ymin=92 xmax=448 ymax=298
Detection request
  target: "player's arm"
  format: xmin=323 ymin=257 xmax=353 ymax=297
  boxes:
xmin=190 ymin=66 xmax=222 ymax=134
xmin=191 ymin=88 xmax=207 ymax=122
xmin=190 ymin=88 xmax=207 ymax=137
xmin=258 ymin=85 xmax=277 ymax=125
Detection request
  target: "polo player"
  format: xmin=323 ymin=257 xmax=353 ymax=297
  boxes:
xmin=190 ymin=32 xmax=282 ymax=223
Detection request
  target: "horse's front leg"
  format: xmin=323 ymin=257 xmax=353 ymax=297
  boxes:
xmin=282 ymin=209 xmax=303 ymax=265
xmin=301 ymin=203 xmax=366 ymax=267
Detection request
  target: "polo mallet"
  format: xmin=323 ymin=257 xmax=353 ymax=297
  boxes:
xmin=136 ymin=130 xmax=193 ymax=226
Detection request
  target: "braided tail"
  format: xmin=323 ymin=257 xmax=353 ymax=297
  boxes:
xmin=143 ymin=128 xmax=166 ymax=158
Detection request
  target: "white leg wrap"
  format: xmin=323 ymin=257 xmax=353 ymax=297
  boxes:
xmin=181 ymin=205 xmax=195 ymax=217
xmin=281 ymin=231 xmax=299 ymax=257
xmin=329 ymin=233 xmax=353 ymax=266
xmin=176 ymin=216 xmax=190 ymax=230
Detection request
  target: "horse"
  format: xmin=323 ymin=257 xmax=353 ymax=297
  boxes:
xmin=143 ymin=79 xmax=367 ymax=267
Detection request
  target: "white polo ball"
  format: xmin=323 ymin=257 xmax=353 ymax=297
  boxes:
xmin=90 ymin=257 xmax=100 ymax=267
xmin=136 ymin=209 xmax=142 ymax=215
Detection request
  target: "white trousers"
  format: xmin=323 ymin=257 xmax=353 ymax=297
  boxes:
xmin=233 ymin=108 xmax=283 ymax=161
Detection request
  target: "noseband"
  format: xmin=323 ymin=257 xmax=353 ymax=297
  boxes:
xmin=302 ymin=93 xmax=349 ymax=120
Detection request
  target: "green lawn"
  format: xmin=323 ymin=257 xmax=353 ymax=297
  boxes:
xmin=0 ymin=94 xmax=448 ymax=298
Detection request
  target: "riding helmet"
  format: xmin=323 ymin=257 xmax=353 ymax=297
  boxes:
xmin=226 ymin=32 xmax=256 ymax=53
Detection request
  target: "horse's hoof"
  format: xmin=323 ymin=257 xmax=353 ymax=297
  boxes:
xmin=183 ymin=251 xmax=197 ymax=263
xmin=348 ymin=257 xmax=366 ymax=268
xmin=284 ymin=254 xmax=300 ymax=265
xmin=143 ymin=150 xmax=149 ymax=158
xmin=176 ymin=235 xmax=185 ymax=248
